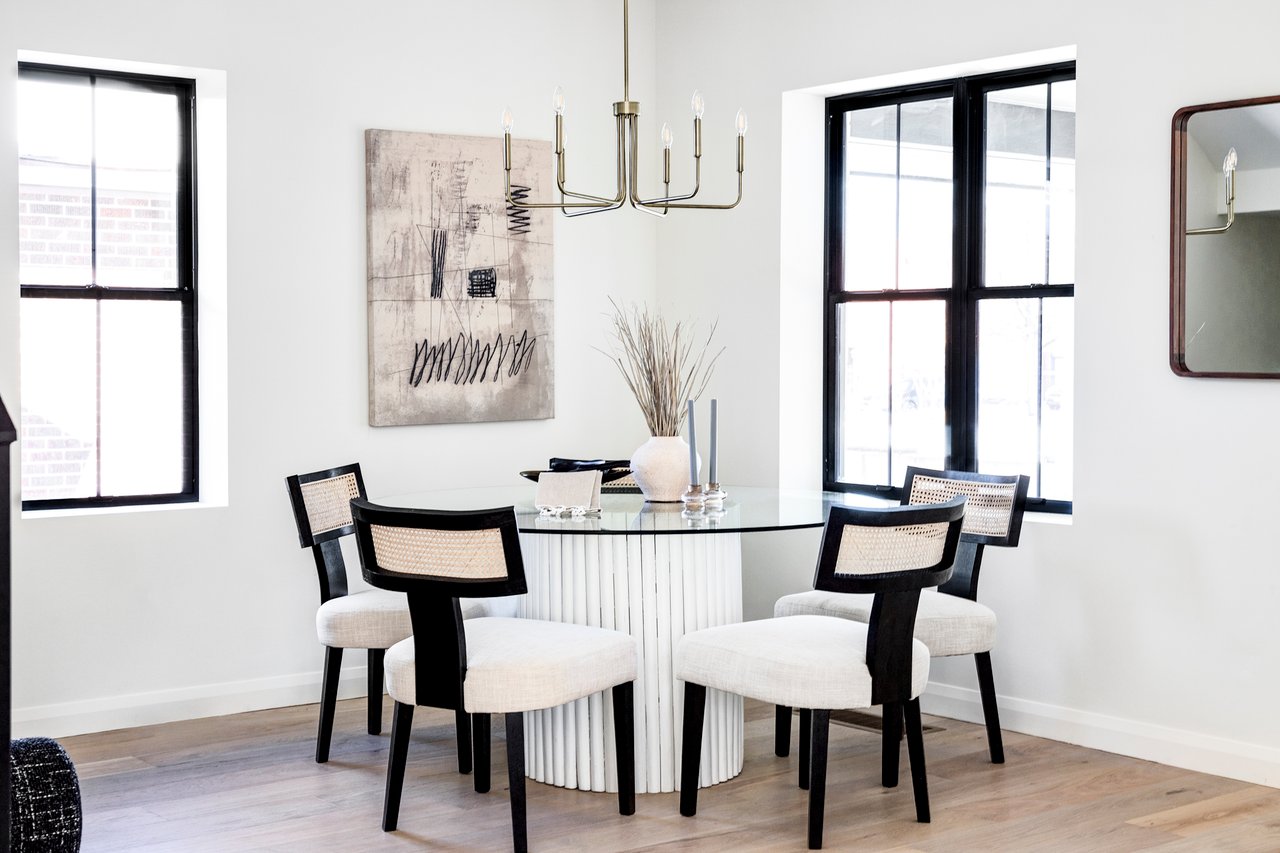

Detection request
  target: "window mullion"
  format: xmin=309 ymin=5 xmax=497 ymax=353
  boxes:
xmin=821 ymin=107 xmax=845 ymax=490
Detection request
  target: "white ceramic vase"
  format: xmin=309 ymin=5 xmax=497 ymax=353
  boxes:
xmin=630 ymin=436 xmax=698 ymax=502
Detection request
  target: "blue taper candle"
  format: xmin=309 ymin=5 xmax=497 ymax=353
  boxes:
xmin=709 ymin=399 xmax=718 ymax=484
xmin=687 ymin=399 xmax=697 ymax=484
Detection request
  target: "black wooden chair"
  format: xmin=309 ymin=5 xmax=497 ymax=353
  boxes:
xmin=774 ymin=467 xmax=1029 ymax=769
xmin=676 ymin=497 xmax=965 ymax=849
xmin=286 ymin=464 xmax=416 ymax=763
xmin=350 ymin=498 xmax=638 ymax=853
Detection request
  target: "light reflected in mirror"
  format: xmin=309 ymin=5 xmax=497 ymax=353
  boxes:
xmin=1172 ymin=96 xmax=1280 ymax=377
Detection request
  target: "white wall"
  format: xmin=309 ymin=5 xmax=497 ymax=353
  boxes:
xmin=1 ymin=0 xmax=660 ymax=734
xmin=654 ymin=0 xmax=1280 ymax=785
xmin=5 ymin=0 xmax=1280 ymax=791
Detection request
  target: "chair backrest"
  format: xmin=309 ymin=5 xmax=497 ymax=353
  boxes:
xmin=813 ymin=497 xmax=966 ymax=706
xmin=901 ymin=466 xmax=1029 ymax=601
xmin=285 ymin=463 xmax=366 ymax=603
xmin=350 ymin=498 xmax=527 ymax=711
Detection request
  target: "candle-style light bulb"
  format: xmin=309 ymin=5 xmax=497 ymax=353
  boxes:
xmin=691 ymin=89 xmax=705 ymax=119
xmin=735 ymin=108 xmax=748 ymax=137
xmin=552 ymin=86 xmax=566 ymax=116
xmin=1223 ymin=146 xmax=1238 ymax=175
xmin=501 ymin=107 xmax=514 ymax=134
xmin=661 ymin=122 xmax=674 ymax=150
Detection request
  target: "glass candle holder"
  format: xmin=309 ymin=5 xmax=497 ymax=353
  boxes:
xmin=681 ymin=483 xmax=706 ymax=514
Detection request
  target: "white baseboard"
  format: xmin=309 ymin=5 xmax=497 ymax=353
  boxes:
xmin=15 ymin=670 xmax=1280 ymax=790
xmin=923 ymin=680 xmax=1280 ymax=789
xmin=11 ymin=665 xmax=371 ymax=740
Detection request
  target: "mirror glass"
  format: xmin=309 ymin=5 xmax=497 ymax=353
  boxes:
xmin=1172 ymin=96 xmax=1280 ymax=377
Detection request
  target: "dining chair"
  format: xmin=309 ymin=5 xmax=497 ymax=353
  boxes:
xmin=773 ymin=467 xmax=1029 ymax=769
xmin=286 ymin=463 xmax=504 ymax=769
xmin=676 ymin=497 xmax=965 ymax=849
xmin=349 ymin=498 xmax=638 ymax=852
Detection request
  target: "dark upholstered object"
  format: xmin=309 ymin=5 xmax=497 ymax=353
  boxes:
xmin=10 ymin=737 xmax=82 ymax=853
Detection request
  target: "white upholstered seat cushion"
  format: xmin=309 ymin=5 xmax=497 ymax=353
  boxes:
xmin=316 ymin=589 xmax=412 ymax=649
xmin=316 ymin=591 xmax=520 ymax=649
xmin=675 ymin=615 xmax=929 ymax=710
xmin=384 ymin=617 xmax=638 ymax=714
xmin=773 ymin=589 xmax=996 ymax=657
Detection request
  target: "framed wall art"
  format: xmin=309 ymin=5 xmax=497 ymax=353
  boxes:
xmin=365 ymin=129 xmax=554 ymax=425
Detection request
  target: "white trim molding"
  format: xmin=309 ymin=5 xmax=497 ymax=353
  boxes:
xmin=12 ymin=666 xmax=370 ymax=740
xmin=923 ymin=680 xmax=1280 ymax=789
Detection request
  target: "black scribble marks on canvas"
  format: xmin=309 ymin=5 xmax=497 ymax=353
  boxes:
xmin=429 ymin=229 xmax=448 ymax=299
xmin=507 ymin=186 xmax=533 ymax=234
xmin=467 ymin=268 xmax=497 ymax=298
xmin=409 ymin=331 xmax=537 ymax=387
xmin=465 ymin=204 xmax=483 ymax=232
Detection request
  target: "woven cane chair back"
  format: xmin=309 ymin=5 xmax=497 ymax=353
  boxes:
xmin=832 ymin=518 xmax=953 ymax=578
xmin=367 ymin=525 xmax=509 ymax=582
xmin=815 ymin=497 xmax=965 ymax=595
xmin=350 ymin=499 xmax=527 ymax=599
xmin=286 ymin=464 xmax=367 ymax=548
xmin=904 ymin=467 xmax=1029 ymax=547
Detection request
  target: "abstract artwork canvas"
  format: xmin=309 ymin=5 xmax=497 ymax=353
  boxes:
xmin=365 ymin=129 xmax=554 ymax=426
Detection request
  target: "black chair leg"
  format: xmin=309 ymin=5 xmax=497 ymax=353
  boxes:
xmin=505 ymin=712 xmax=528 ymax=853
xmin=975 ymin=651 xmax=1005 ymax=764
xmin=613 ymin=682 xmax=636 ymax=816
xmin=775 ymin=705 xmax=792 ymax=756
xmin=383 ymin=702 xmax=414 ymax=832
xmin=455 ymin=707 xmax=473 ymax=774
xmin=798 ymin=708 xmax=812 ymax=790
xmin=904 ymin=698 xmax=930 ymax=823
xmin=808 ymin=709 xmax=830 ymax=850
xmin=881 ymin=701 xmax=902 ymax=788
xmin=367 ymin=648 xmax=384 ymax=736
xmin=316 ymin=647 xmax=343 ymax=763
xmin=473 ymin=713 xmax=491 ymax=793
xmin=679 ymin=683 xmax=707 ymax=816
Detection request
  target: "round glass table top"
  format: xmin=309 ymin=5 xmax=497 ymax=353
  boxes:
xmin=377 ymin=484 xmax=895 ymax=536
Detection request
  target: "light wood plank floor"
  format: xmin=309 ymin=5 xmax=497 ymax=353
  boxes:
xmin=59 ymin=698 xmax=1280 ymax=851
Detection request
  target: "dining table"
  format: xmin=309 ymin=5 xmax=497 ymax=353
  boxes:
xmin=379 ymin=483 xmax=892 ymax=794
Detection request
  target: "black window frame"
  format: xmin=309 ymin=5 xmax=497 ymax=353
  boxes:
xmin=18 ymin=62 xmax=199 ymax=511
xmin=822 ymin=61 xmax=1075 ymax=514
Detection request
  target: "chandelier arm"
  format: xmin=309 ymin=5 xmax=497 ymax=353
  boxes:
xmin=504 ymin=114 xmax=628 ymax=210
xmin=562 ymin=198 xmax=627 ymax=217
xmin=504 ymin=134 xmax=624 ymax=211
xmin=629 ymin=195 xmax=670 ymax=217
xmin=622 ymin=116 xmax=670 ymax=216
xmin=622 ymin=116 xmax=670 ymax=217
xmin=626 ymin=115 xmax=709 ymax=207
xmin=637 ymin=171 xmax=743 ymax=210
xmin=556 ymin=180 xmax=621 ymax=204
xmin=555 ymin=111 xmax=629 ymax=212
xmin=504 ymin=186 xmax=615 ymax=209
xmin=634 ymin=158 xmax=702 ymax=205
xmin=637 ymin=133 xmax=743 ymax=210
xmin=561 ymin=114 xmax=630 ymax=216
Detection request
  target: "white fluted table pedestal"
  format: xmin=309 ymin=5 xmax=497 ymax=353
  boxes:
xmin=518 ymin=530 xmax=744 ymax=793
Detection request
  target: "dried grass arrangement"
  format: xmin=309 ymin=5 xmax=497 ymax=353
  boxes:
xmin=602 ymin=299 xmax=723 ymax=437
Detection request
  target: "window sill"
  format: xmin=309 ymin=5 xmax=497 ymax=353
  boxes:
xmin=21 ymin=498 xmax=227 ymax=521
xmin=1024 ymin=510 xmax=1072 ymax=527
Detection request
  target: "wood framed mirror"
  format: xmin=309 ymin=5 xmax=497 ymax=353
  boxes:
xmin=1171 ymin=94 xmax=1280 ymax=378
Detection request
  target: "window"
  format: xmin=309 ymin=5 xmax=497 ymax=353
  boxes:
xmin=17 ymin=63 xmax=198 ymax=509
xmin=824 ymin=62 xmax=1074 ymax=512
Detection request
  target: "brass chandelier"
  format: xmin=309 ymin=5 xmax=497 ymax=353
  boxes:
xmin=501 ymin=0 xmax=746 ymax=217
